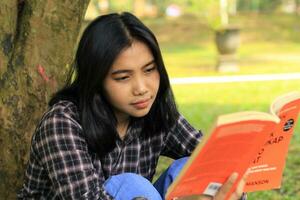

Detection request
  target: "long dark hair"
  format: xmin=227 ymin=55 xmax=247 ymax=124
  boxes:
xmin=49 ymin=12 xmax=179 ymax=157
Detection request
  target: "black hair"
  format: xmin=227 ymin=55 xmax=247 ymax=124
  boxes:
xmin=49 ymin=12 xmax=179 ymax=157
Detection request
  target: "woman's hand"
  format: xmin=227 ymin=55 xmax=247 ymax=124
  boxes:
xmin=214 ymin=172 xmax=248 ymax=200
xmin=177 ymin=171 xmax=248 ymax=200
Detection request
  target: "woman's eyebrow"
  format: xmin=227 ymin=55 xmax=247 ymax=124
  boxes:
xmin=111 ymin=69 xmax=132 ymax=75
xmin=142 ymin=60 xmax=155 ymax=68
xmin=111 ymin=60 xmax=155 ymax=75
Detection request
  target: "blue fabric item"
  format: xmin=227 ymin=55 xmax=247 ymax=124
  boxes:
xmin=103 ymin=157 xmax=189 ymax=200
xmin=104 ymin=173 xmax=162 ymax=200
xmin=153 ymin=157 xmax=189 ymax=198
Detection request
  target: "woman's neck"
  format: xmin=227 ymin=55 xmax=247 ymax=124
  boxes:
xmin=114 ymin=110 xmax=130 ymax=139
xmin=117 ymin=119 xmax=130 ymax=139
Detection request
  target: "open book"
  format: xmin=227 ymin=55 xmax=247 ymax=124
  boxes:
xmin=165 ymin=91 xmax=300 ymax=200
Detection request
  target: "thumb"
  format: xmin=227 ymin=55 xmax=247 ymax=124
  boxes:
xmin=214 ymin=173 xmax=238 ymax=200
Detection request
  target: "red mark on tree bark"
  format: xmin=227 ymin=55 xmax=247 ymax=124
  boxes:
xmin=37 ymin=64 xmax=49 ymax=82
xmin=36 ymin=64 xmax=57 ymax=92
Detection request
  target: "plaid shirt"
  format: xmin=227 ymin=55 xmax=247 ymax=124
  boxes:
xmin=18 ymin=100 xmax=202 ymax=199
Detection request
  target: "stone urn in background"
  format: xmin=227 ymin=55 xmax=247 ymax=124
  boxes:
xmin=215 ymin=27 xmax=240 ymax=72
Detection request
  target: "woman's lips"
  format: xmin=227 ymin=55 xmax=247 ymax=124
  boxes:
xmin=131 ymin=98 xmax=151 ymax=109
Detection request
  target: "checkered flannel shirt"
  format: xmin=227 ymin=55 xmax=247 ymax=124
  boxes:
xmin=17 ymin=100 xmax=202 ymax=199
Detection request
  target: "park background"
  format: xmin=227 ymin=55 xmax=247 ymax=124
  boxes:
xmin=0 ymin=0 xmax=300 ymax=199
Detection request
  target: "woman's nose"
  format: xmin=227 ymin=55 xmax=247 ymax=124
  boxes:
xmin=132 ymin=77 xmax=148 ymax=96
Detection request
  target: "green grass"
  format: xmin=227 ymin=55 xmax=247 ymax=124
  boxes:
xmin=146 ymin=13 xmax=300 ymax=200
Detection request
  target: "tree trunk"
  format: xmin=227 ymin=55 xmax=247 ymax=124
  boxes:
xmin=0 ymin=0 xmax=90 ymax=198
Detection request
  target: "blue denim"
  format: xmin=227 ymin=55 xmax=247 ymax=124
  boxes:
xmin=153 ymin=157 xmax=189 ymax=198
xmin=104 ymin=157 xmax=188 ymax=200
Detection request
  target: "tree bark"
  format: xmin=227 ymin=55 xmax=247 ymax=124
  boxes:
xmin=0 ymin=0 xmax=90 ymax=198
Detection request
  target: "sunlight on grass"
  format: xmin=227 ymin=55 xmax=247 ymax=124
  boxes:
xmin=173 ymin=80 xmax=300 ymax=132
xmin=161 ymin=40 xmax=300 ymax=77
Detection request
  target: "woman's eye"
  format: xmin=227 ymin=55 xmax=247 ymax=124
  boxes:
xmin=145 ymin=66 xmax=156 ymax=73
xmin=114 ymin=76 xmax=129 ymax=81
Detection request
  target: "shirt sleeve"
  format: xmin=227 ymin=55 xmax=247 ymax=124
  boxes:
xmin=161 ymin=114 xmax=203 ymax=159
xmin=32 ymin=113 xmax=113 ymax=200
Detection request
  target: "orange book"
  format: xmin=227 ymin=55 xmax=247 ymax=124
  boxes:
xmin=165 ymin=91 xmax=300 ymax=200
xmin=244 ymin=91 xmax=300 ymax=192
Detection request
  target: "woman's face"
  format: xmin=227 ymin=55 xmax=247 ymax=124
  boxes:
xmin=103 ymin=40 xmax=160 ymax=123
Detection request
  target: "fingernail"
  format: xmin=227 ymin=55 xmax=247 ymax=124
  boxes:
xmin=231 ymin=172 xmax=239 ymax=181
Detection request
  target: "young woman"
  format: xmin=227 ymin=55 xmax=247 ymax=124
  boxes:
xmin=18 ymin=12 xmax=247 ymax=200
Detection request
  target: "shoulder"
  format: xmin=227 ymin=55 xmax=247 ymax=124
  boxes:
xmin=32 ymin=100 xmax=83 ymax=147
xmin=38 ymin=100 xmax=81 ymax=129
xmin=31 ymin=101 xmax=90 ymax=165
xmin=171 ymin=114 xmax=191 ymax=130
xmin=169 ymin=113 xmax=203 ymax=139
xmin=45 ymin=100 xmax=80 ymax=122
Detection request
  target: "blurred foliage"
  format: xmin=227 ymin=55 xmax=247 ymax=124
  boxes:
xmin=97 ymin=0 xmax=299 ymax=14
xmin=150 ymin=0 xmax=296 ymax=14
xmin=140 ymin=13 xmax=300 ymax=77
xmin=96 ymin=0 xmax=300 ymax=30
xmin=237 ymin=0 xmax=282 ymax=12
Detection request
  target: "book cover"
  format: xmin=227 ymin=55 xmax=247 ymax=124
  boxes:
xmin=244 ymin=92 xmax=300 ymax=191
xmin=165 ymin=91 xmax=300 ymax=200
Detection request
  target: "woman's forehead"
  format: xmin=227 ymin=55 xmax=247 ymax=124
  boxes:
xmin=111 ymin=41 xmax=154 ymax=70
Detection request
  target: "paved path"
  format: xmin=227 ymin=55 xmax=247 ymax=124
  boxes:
xmin=170 ymin=73 xmax=300 ymax=85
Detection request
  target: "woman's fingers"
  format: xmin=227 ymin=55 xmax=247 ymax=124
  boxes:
xmin=176 ymin=171 xmax=249 ymax=200
xmin=214 ymin=172 xmax=239 ymax=200
xmin=228 ymin=171 xmax=249 ymax=200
